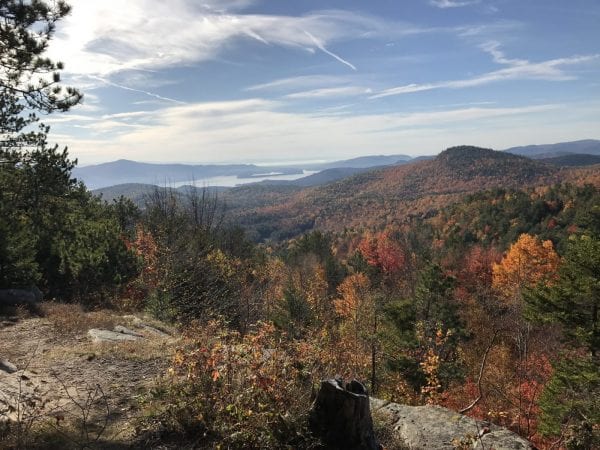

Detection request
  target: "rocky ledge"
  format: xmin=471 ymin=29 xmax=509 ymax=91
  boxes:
xmin=309 ymin=379 xmax=533 ymax=450
xmin=371 ymin=398 xmax=534 ymax=450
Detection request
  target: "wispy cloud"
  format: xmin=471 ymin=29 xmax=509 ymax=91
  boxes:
xmin=89 ymin=76 xmax=186 ymax=104
xmin=101 ymin=111 xmax=154 ymax=120
xmin=245 ymin=75 xmax=350 ymax=92
xmin=43 ymin=114 xmax=97 ymax=125
xmin=479 ymin=41 xmax=527 ymax=65
xmin=49 ymin=96 xmax=572 ymax=164
xmin=456 ymin=20 xmax=523 ymax=38
xmin=430 ymin=0 xmax=481 ymax=8
xmin=50 ymin=2 xmax=422 ymax=78
xmin=371 ymin=43 xmax=599 ymax=99
xmin=285 ymin=86 xmax=371 ymax=99
xmin=304 ymin=30 xmax=356 ymax=71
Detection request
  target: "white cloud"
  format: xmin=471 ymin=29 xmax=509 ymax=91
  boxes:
xmin=49 ymin=2 xmax=421 ymax=78
xmin=245 ymin=75 xmax=350 ymax=92
xmin=479 ymin=41 xmax=528 ymax=66
xmin=49 ymin=97 xmax=571 ymax=164
xmin=304 ymin=30 xmax=356 ymax=71
xmin=101 ymin=111 xmax=154 ymax=120
xmin=430 ymin=0 xmax=481 ymax=8
xmin=285 ymin=86 xmax=371 ymax=99
xmin=43 ymin=114 xmax=97 ymax=125
xmin=371 ymin=43 xmax=599 ymax=99
xmin=456 ymin=20 xmax=523 ymax=38
xmin=89 ymin=76 xmax=186 ymax=104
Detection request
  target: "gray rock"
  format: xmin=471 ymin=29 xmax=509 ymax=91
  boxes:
xmin=131 ymin=317 xmax=171 ymax=338
xmin=371 ymin=398 xmax=534 ymax=449
xmin=88 ymin=328 xmax=142 ymax=343
xmin=139 ymin=324 xmax=171 ymax=338
xmin=0 ymin=359 xmax=18 ymax=374
xmin=113 ymin=325 xmax=144 ymax=337
xmin=0 ymin=287 xmax=42 ymax=306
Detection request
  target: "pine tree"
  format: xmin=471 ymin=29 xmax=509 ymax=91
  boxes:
xmin=524 ymin=216 xmax=600 ymax=446
xmin=525 ymin=234 xmax=599 ymax=356
xmin=0 ymin=2 xmax=139 ymax=299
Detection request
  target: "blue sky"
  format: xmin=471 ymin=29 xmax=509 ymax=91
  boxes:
xmin=45 ymin=0 xmax=600 ymax=165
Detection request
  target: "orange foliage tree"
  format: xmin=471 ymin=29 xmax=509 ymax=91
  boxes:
xmin=487 ymin=234 xmax=561 ymax=443
xmin=492 ymin=234 xmax=560 ymax=302
xmin=358 ymin=229 xmax=405 ymax=279
xmin=121 ymin=225 xmax=159 ymax=309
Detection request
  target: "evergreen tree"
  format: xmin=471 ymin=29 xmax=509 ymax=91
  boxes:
xmin=1 ymin=0 xmax=80 ymax=289
xmin=525 ymin=234 xmax=600 ymax=356
xmin=0 ymin=1 xmax=139 ymax=299
xmin=525 ymin=214 xmax=600 ymax=446
xmin=413 ymin=264 xmax=465 ymax=385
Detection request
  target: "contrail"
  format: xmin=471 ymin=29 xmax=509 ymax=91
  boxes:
xmin=89 ymin=76 xmax=186 ymax=104
xmin=304 ymin=31 xmax=357 ymax=71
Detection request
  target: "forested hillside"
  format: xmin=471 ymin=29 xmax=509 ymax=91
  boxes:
xmin=227 ymin=146 xmax=600 ymax=241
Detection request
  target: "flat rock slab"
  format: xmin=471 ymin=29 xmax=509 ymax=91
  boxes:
xmin=371 ymin=399 xmax=534 ymax=450
xmin=137 ymin=324 xmax=171 ymax=338
xmin=88 ymin=328 xmax=142 ymax=343
xmin=131 ymin=317 xmax=172 ymax=338
xmin=113 ymin=325 xmax=144 ymax=337
xmin=0 ymin=358 xmax=17 ymax=374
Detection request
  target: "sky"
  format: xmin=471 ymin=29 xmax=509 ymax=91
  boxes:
xmin=44 ymin=0 xmax=600 ymax=165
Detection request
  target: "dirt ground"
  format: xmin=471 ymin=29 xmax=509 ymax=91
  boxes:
xmin=0 ymin=305 xmax=178 ymax=448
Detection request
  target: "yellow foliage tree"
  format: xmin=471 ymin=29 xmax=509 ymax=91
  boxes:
xmin=492 ymin=234 xmax=560 ymax=302
xmin=334 ymin=273 xmax=371 ymax=320
xmin=334 ymin=273 xmax=382 ymax=391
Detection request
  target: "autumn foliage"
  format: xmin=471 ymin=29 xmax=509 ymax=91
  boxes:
xmin=132 ymin=181 xmax=599 ymax=449
xmin=492 ymin=233 xmax=560 ymax=300
xmin=357 ymin=230 xmax=405 ymax=276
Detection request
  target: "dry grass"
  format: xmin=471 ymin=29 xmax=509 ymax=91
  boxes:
xmin=40 ymin=302 xmax=117 ymax=336
xmin=48 ymin=337 xmax=178 ymax=365
xmin=373 ymin=412 xmax=410 ymax=450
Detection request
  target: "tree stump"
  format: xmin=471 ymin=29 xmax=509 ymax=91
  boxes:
xmin=309 ymin=379 xmax=381 ymax=450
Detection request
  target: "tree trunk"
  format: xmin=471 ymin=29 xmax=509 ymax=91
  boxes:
xmin=309 ymin=379 xmax=381 ymax=450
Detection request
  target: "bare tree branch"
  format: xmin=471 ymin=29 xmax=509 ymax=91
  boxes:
xmin=460 ymin=330 xmax=499 ymax=414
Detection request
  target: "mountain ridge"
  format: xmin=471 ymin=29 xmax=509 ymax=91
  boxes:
xmin=226 ymin=145 xmax=596 ymax=241
xmin=504 ymin=139 xmax=600 ymax=157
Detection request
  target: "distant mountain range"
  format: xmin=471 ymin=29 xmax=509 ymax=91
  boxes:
xmin=90 ymin=140 xmax=600 ymax=204
xmin=91 ymin=143 xmax=600 ymax=242
xmin=226 ymin=145 xmax=567 ymax=240
xmin=539 ymin=153 xmax=600 ymax=167
xmin=504 ymin=139 xmax=600 ymax=158
xmin=74 ymin=160 xmax=306 ymax=190
xmin=81 ymin=154 xmax=413 ymax=190
xmin=303 ymin=154 xmax=412 ymax=170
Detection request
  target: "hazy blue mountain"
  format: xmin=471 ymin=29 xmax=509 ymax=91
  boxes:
xmin=504 ymin=139 xmax=600 ymax=158
xmin=256 ymin=167 xmax=370 ymax=187
xmin=92 ymin=183 xmax=157 ymax=204
xmin=306 ymin=154 xmax=412 ymax=170
xmin=84 ymin=140 xmax=600 ymax=193
xmin=74 ymin=160 xmax=302 ymax=189
xmin=409 ymin=155 xmax=436 ymax=162
xmin=92 ymin=167 xmax=377 ymax=202
xmin=75 ymin=154 xmax=415 ymax=190
xmin=539 ymin=153 xmax=600 ymax=167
